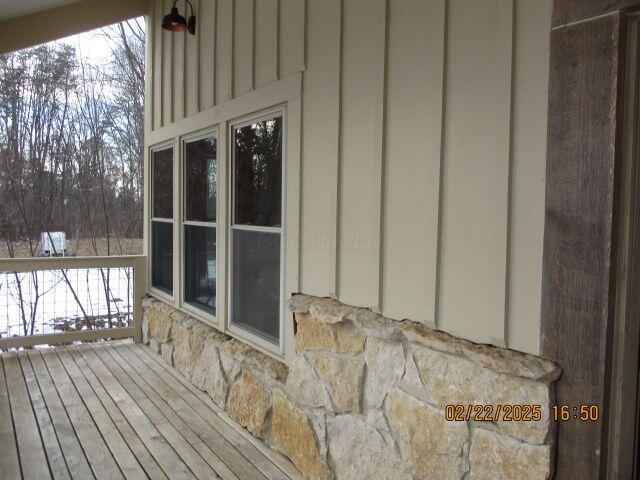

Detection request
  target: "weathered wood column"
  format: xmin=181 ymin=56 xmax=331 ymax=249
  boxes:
xmin=542 ymin=1 xmax=640 ymax=478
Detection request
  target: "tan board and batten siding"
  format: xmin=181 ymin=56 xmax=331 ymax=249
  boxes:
xmin=147 ymin=0 xmax=551 ymax=356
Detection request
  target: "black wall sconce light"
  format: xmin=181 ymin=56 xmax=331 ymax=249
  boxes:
xmin=162 ymin=0 xmax=196 ymax=35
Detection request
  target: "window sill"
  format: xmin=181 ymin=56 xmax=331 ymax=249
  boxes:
xmin=146 ymin=290 xmax=287 ymax=364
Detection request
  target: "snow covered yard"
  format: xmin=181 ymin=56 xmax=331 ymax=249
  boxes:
xmin=0 ymin=267 xmax=133 ymax=338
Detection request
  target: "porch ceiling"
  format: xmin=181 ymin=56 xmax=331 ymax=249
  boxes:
xmin=0 ymin=0 xmax=149 ymax=55
xmin=0 ymin=0 xmax=81 ymax=22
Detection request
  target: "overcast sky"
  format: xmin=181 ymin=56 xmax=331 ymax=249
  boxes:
xmin=54 ymin=17 xmax=145 ymax=67
xmin=62 ymin=30 xmax=111 ymax=64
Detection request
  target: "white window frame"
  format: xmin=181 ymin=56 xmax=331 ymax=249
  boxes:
xmin=145 ymin=73 xmax=301 ymax=362
xmin=227 ymin=108 xmax=286 ymax=353
xmin=148 ymin=142 xmax=175 ymax=302
xmin=180 ymin=128 xmax=219 ymax=322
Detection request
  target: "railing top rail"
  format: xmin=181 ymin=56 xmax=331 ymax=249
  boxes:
xmin=0 ymin=327 xmax=135 ymax=349
xmin=0 ymin=255 xmax=147 ymax=273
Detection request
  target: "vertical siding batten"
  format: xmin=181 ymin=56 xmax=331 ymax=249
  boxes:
xmin=275 ymin=0 xmax=281 ymax=81
xmin=279 ymin=0 xmax=306 ymax=78
xmin=375 ymin=0 xmax=389 ymax=313
xmin=185 ymin=0 xmax=200 ymax=116
xmin=438 ymin=0 xmax=515 ymax=345
xmin=334 ymin=0 xmax=344 ymax=299
xmin=337 ymin=0 xmax=386 ymax=308
xmin=330 ymin=0 xmax=347 ymax=298
xmin=299 ymin=0 xmax=342 ymax=297
xmin=153 ymin=0 xmax=168 ymax=129
xmin=173 ymin=12 xmax=186 ymax=121
xmin=153 ymin=0 xmax=163 ymax=129
xmin=382 ymin=0 xmax=446 ymax=327
xmin=146 ymin=1 xmax=155 ymax=134
xmin=253 ymin=0 xmax=257 ymax=89
xmin=212 ymin=0 xmax=217 ymax=106
xmin=254 ymin=0 xmax=279 ymax=88
xmin=508 ymin=0 xmax=551 ymax=354
xmin=215 ymin=0 xmax=233 ymax=103
xmin=198 ymin=0 xmax=216 ymax=111
xmin=433 ymin=0 xmax=449 ymax=330
xmin=233 ymin=0 xmax=254 ymax=96
xmin=501 ymin=0 xmax=517 ymax=348
xmin=251 ymin=0 xmax=256 ymax=89
xmin=493 ymin=0 xmax=515 ymax=348
xmin=162 ymin=0 xmax=174 ymax=126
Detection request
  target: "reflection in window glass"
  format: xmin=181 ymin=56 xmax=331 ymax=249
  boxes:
xmin=233 ymin=116 xmax=282 ymax=227
xmin=231 ymin=229 xmax=280 ymax=343
xmin=230 ymin=113 xmax=283 ymax=345
xmin=185 ymin=137 xmax=217 ymax=222
xmin=151 ymin=221 xmax=173 ymax=294
xmin=151 ymin=146 xmax=173 ymax=295
xmin=153 ymin=148 xmax=173 ymax=219
xmin=184 ymin=225 xmax=216 ymax=314
xmin=184 ymin=134 xmax=217 ymax=315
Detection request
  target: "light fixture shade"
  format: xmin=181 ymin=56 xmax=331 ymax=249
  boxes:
xmin=162 ymin=7 xmax=187 ymax=32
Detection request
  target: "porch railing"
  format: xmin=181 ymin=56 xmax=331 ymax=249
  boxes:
xmin=0 ymin=255 xmax=146 ymax=349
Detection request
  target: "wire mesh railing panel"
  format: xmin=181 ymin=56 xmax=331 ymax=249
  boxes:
xmin=0 ymin=267 xmax=134 ymax=339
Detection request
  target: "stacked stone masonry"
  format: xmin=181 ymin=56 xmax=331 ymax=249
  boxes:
xmin=142 ymin=295 xmax=561 ymax=480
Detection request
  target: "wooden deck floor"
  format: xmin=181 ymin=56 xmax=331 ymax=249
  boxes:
xmin=0 ymin=340 xmax=303 ymax=480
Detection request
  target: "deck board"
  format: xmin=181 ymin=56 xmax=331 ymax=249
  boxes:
xmin=129 ymin=343 xmax=304 ymax=480
xmin=2 ymin=352 xmax=52 ymax=480
xmin=55 ymin=348 xmax=147 ymax=480
xmin=17 ymin=352 xmax=70 ymax=480
xmin=113 ymin=343 xmax=270 ymax=480
xmin=73 ymin=345 xmax=197 ymax=480
xmin=101 ymin=343 xmax=239 ymax=480
xmin=0 ymin=356 xmax=25 ymax=479
xmin=81 ymin=344 xmax=220 ymax=480
xmin=27 ymin=350 xmax=95 ymax=478
xmin=64 ymin=346 xmax=169 ymax=480
xmin=0 ymin=341 xmax=302 ymax=480
xmin=26 ymin=349 xmax=95 ymax=478
xmin=39 ymin=349 xmax=123 ymax=480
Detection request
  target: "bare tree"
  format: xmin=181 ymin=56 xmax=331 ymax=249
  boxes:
xmin=0 ymin=44 xmax=76 ymax=335
xmin=0 ymin=19 xmax=145 ymax=337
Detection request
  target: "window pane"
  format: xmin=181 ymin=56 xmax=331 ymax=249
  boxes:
xmin=231 ymin=229 xmax=280 ymax=343
xmin=185 ymin=137 xmax=217 ymax=222
xmin=151 ymin=221 xmax=173 ymax=294
xmin=153 ymin=148 xmax=173 ymax=219
xmin=233 ymin=116 xmax=282 ymax=227
xmin=184 ymin=225 xmax=216 ymax=314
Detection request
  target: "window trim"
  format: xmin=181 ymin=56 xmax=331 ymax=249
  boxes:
xmin=227 ymin=108 xmax=286 ymax=353
xmin=180 ymin=128 xmax=219 ymax=322
xmin=149 ymin=142 xmax=175 ymax=302
xmin=145 ymin=77 xmax=301 ymax=363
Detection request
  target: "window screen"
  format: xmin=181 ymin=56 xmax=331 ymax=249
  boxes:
xmin=184 ymin=136 xmax=217 ymax=315
xmin=153 ymin=147 xmax=173 ymax=219
xmin=230 ymin=115 xmax=283 ymax=344
xmin=151 ymin=146 xmax=174 ymax=294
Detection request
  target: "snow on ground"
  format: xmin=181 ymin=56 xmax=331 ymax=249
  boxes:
xmin=0 ymin=267 xmax=133 ymax=338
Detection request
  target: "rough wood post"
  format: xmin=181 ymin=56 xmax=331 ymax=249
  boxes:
xmin=541 ymin=1 xmax=640 ymax=477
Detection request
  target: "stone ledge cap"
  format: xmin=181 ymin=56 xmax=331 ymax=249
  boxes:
xmin=220 ymin=338 xmax=288 ymax=383
xmin=289 ymin=294 xmax=561 ymax=382
xmin=290 ymin=294 xmax=357 ymax=324
xmin=402 ymin=322 xmax=561 ymax=382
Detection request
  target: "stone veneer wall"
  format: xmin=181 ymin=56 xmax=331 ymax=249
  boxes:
xmin=142 ymin=294 xmax=561 ymax=480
